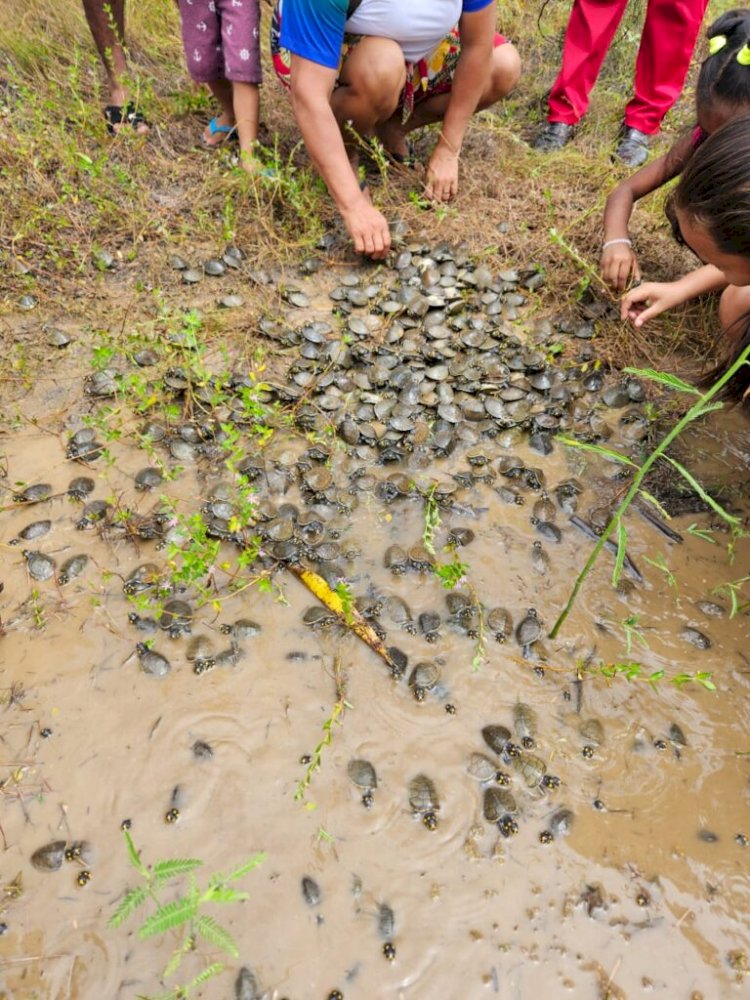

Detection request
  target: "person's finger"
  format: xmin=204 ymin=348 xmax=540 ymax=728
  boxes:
xmin=633 ymin=302 xmax=663 ymax=327
xmin=353 ymin=229 xmax=365 ymax=255
xmin=362 ymin=229 xmax=375 ymax=256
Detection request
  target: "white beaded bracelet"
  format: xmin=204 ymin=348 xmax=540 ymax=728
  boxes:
xmin=601 ymin=237 xmax=633 ymax=251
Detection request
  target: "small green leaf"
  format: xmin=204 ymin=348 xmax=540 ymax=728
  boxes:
xmin=152 ymin=859 xmax=203 ymax=883
xmin=222 ymin=852 xmax=267 ymax=883
xmin=638 ymin=489 xmax=672 ymax=520
xmin=686 ymin=522 xmax=717 ymax=544
xmin=623 ymin=366 xmax=700 ymax=396
xmin=108 ymin=885 xmax=148 ymax=928
xmin=162 ymin=936 xmax=193 ymax=979
xmin=556 ymin=435 xmax=637 ymax=467
xmin=186 ymin=963 xmax=224 ymax=989
xmin=138 ymin=897 xmax=197 ymax=940
xmin=205 ymin=887 xmax=250 ymax=904
xmin=195 ymin=914 xmax=239 ymax=957
xmin=124 ymin=829 xmax=147 ymax=876
xmin=664 ymin=457 xmax=740 ymax=526
xmin=612 ymin=518 xmax=626 ymax=586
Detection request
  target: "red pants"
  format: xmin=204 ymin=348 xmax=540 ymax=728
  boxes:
xmin=547 ymin=0 xmax=710 ymax=134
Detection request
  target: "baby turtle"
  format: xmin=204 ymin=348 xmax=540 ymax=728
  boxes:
xmin=58 ymin=554 xmax=89 ymax=585
xmin=408 ymin=774 xmax=440 ymax=830
xmin=301 ymin=875 xmax=322 ymax=907
xmin=516 ymin=608 xmax=542 ymax=653
xmin=532 ymin=494 xmax=557 ymax=522
xmin=481 ymin=724 xmax=511 ymax=755
xmin=531 ymin=541 xmax=550 ymax=576
xmin=384 ymin=545 xmax=408 ymax=575
xmin=466 ymin=752 xmax=499 ymax=783
xmin=136 ymin=643 xmax=171 ymax=678
xmin=134 ymin=467 xmax=163 ymax=491
xmin=418 ymin=610 xmax=441 ymax=643
xmin=486 ymin=607 xmax=512 ymax=643
xmin=384 ymin=595 xmax=416 ymax=634
xmin=31 ymin=841 xmax=67 ymax=872
xmin=159 ymin=599 xmax=193 ymax=638
xmin=347 ymin=759 xmax=378 ymax=807
xmin=376 ymin=902 xmax=395 ymax=940
xmin=513 ymin=752 xmax=547 ymax=788
xmin=225 ymin=618 xmax=262 ymax=639
xmin=681 ymin=626 xmax=711 ymax=650
xmin=23 ymin=550 xmax=56 ymax=582
xmin=579 ymin=718 xmax=605 ymax=746
xmin=408 ymin=661 xmax=440 ymax=701
xmin=234 ymin=966 xmax=261 ymax=1000
xmin=302 ymin=606 xmax=338 ymax=629
xmin=549 ymin=808 xmax=574 ymax=838
xmin=513 ymin=703 xmax=537 ymax=742
xmin=13 ymin=482 xmax=52 ymax=504
xmin=68 ymin=476 xmax=95 ymax=500
xmin=186 ymin=636 xmax=215 ymax=673
xmin=18 ymin=520 xmax=51 ymax=542
xmin=483 ymin=786 xmax=517 ymax=822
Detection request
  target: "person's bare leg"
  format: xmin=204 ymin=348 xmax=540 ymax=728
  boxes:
xmin=330 ymin=37 xmax=405 ymax=171
xmin=232 ymin=82 xmax=261 ymax=173
xmin=203 ymin=78 xmax=236 ymax=146
xmin=82 ymin=0 xmax=128 ymax=104
xmin=377 ymin=42 xmax=521 ymax=156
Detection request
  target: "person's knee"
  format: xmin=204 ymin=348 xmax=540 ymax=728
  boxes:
xmin=346 ymin=40 xmax=405 ymax=118
xmin=491 ymin=43 xmax=521 ymax=99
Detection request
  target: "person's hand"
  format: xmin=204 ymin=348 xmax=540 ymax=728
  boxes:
xmin=621 ymin=281 xmax=684 ymax=327
xmin=425 ymin=145 xmax=459 ymax=202
xmin=601 ymin=242 xmax=641 ymax=291
xmin=340 ymin=198 xmax=391 ymax=259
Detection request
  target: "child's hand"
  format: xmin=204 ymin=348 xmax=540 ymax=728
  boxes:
xmin=601 ymin=243 xmax=641 ymax=291
xmin=620 ymin=281 xmax=684 ymax=327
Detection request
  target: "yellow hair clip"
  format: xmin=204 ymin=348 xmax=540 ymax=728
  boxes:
xmin=738 ymin=43 xmax=750 ymax=64
xmin=708 ymin=34 xmax=727 ymax=55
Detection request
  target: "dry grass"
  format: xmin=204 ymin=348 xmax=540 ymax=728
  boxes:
xmin=0 ymin=0 xmax=740 ymax=382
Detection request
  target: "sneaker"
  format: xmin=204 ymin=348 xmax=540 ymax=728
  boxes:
xmin=532 ymin=121 xmax=575 ymax=153
xmin=614 ymin=126 xmax=650 ymax=167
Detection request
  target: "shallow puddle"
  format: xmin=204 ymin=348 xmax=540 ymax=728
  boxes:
xmin=1 ymin=254 xmax=749 ymax=1000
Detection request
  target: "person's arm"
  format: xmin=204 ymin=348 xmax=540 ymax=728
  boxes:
xmin=620 ymin=265 xmax=727 ymax=327
xmin=288 ymin=55 xmax=391 ymax=258
xmin=425 ymin=1 xmax=497 ymax=202
xmin=602 ymin=132 xmax=694 ymax=290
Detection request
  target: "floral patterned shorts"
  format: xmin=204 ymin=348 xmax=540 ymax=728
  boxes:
xmin=178 ymin=0 xmax=262 ymax=85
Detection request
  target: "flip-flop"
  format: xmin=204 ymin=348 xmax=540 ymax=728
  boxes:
xmin=103 ymin=102 xmax=150 ymax=136
xmin=200 ymin=116 xmax=239 ymax=148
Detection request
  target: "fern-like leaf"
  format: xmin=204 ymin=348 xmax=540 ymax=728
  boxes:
xmin=186 ymin=962 xmax=224 ymax=988
xmin=205 ymin=887 xmax=249 ymax=904
xmin=665 ymin=456 xmax=740 ymax=526
xmin=152 ymin=858 xmax=203 ymax=884
xmin=162 ymin=935 xmax=194 ymax=979
xmin=556 ymin=435 xmax=636 ymax=467
xmin=138 ymin=896 xmax=197 ymax=940
xmin=124 ymin=829 xmax=147 ymax=876
xmin=195 ymin=913 xmax=239 ymax=957
xmin=108 ymin=885 xmax=149 ymax=928
xmin=623 ymin=366 xmax=700 ymax=396
xmin=220 ymin=852 xmax=266 ymax=884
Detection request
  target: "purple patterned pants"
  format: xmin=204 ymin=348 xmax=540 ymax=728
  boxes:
xmin=178 ymin=0 xmax=262 ymax=84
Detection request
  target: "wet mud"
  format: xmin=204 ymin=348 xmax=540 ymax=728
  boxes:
xmin=1 ymin=245 xmax=749 ymax=999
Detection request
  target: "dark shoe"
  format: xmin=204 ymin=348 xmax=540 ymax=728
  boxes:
xmin=614 ymin=126 xmax=650 ymax=167
xmin=532 ymin=121 xmax=575 ymax=153
xmin=103 ymin=102 xmax=150 ymax=137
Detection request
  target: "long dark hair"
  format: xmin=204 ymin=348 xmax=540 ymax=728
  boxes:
xmin=671 ymin=112 xmax=750 ymax=400
xmin=697 ymin=9 xmax=750 ymax=115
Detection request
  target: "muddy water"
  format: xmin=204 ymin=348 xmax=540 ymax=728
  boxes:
xmin=2 ymin=304 xmax=750 ymax=1000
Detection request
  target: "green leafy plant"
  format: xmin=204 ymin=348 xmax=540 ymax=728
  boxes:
xmin=551 ymin=351 xmax=750 ymax=638
xmin=295 ymin=654 xmax=349 ymax=802
xmin=581 ymin=659 xmax=715 ymax=691
xmin=109 ymin=828 xmax=265 ymax=1000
